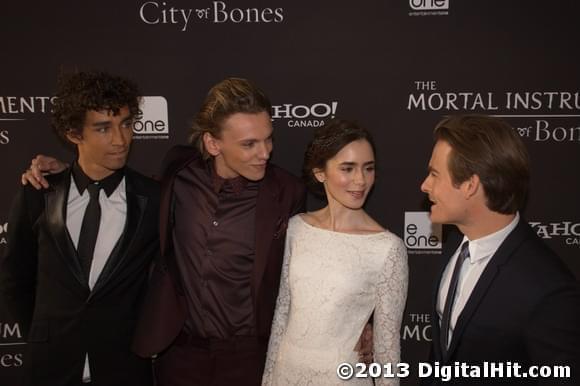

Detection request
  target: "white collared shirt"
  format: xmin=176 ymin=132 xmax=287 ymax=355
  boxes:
xmin=436 ymin=212 xmax=520 ymax=348
xmin=66 ymin=175 xmax=127 ymax=382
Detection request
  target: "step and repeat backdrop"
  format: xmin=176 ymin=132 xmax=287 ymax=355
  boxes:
xmin=1 ymin=1 xmax=579 ymax=385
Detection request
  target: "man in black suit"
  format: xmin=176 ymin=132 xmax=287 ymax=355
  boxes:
xmin=0 ymin=71 xmax=158 ymax=386
xmin=420 ymin=115 xmax=580 ymax=385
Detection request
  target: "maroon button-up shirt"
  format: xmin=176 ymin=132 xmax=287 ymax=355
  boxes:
xmin=171 ymin=158 xmax=259 ymax=338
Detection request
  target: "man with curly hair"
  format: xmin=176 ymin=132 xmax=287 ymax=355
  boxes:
xmin=0 ymin=71 xmax=158 ymax=386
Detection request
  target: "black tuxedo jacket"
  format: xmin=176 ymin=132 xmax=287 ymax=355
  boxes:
xmin=0 ymin=167 xmax=159 ymax=386
xmin=426 ymin=219 xmax=580 ymax=385
xmin=132 ymin=145 xmax=306 ymax=357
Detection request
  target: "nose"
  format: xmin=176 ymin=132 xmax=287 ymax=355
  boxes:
xmin=111 ymin=125 xmax=129 ymax=146
xmin=420 ymin=176 xmax=430 ymax=193
xmin=354 ymin=169 xmax=366 ymax=186
xmin=257 ymin=141 xmax=271 ymax=161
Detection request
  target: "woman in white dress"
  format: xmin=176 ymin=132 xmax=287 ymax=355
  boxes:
xmin=262 ymin=120 xmax=408 ymax=386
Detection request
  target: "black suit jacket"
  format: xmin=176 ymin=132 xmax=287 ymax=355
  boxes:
xmin=0 ymin=167 xmax=159 ymax=386
xmin=132 ymin=145 xmax=306 ymax=357
xmin=426 ymin=219 xmax=580 ymax=385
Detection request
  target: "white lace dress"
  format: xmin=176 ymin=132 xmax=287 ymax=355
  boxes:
xmin=262 ymin=215 xmax=408 ymax=386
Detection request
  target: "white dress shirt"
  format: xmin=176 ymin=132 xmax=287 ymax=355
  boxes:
xmin=436 ymin=212 xmax=520 ymax=348
xmin=66 ymin=175 xmax=127 ymax=382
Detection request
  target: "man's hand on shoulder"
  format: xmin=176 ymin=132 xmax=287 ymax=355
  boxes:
xmin=21 ymin=154 xmax=68 ymax=189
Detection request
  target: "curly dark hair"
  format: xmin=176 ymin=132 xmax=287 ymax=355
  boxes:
xmin=303 ymin=119 xmax=376 ymax=198
xmin=52 ymin=70 xmax=141 ymax=143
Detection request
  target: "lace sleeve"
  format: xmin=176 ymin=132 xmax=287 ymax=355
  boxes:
xmin=374 ymin=236 xmax=408 ymax=386
xmin=261 ymin=224 xmax=293 ymax=385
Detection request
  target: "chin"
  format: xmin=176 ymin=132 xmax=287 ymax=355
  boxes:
xmin=106 ymin=160 xmax=127 ymax=171
xmin=242 ymin=171 xmax=266 ymax=181
xmin=342 ymin=201 xmax=365 ymax=210
xmin=428 ymin=213 xmax=445 ymax=225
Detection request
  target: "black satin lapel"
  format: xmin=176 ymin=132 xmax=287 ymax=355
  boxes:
xmin=44 ymin=174 xmax=89 ymax=291
xmin=446 ymin=219 xmax=528 ymax=359
xmin=91 ymin=190 xmax=146 ymax=296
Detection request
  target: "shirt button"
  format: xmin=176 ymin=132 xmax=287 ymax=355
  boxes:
xmin=212 ymin=220 xmax=219 ymax=227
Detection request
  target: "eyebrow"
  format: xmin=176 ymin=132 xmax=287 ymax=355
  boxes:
xmin=90 ymin=114 xmax=133 ymax=128
xmin=339 ymin=161 xmax=375 ymax=166
xmin=91 ymin=120 xmax=112 ymax=127
xmin=238 ymin=134 xmax=273 ymax=143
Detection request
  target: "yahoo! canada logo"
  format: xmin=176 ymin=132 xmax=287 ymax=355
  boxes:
xmin=272 ymin=102 xmax=338 ymax=128
xmin=529 ymin=221 xmax=580 ymax=247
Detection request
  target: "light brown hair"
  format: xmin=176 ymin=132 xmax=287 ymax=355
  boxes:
xmin=434 ymin=114 xmax=530 ymax=214
xmin=190 ymin=77 xmax=271 ymax=158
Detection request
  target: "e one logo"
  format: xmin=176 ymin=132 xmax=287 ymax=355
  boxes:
xmin=410 ymin=0 xmax=449 ymax=11
xmin=133 ymin=96 xmax=169 ymax=134
xmin=406 ymin=223 xmax=440 ymax=248
xmin=404 ymin=212 xmax=442 ymax=250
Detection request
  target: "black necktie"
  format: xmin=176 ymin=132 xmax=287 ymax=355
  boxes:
xmin=77 ymin=183 xmax=101 ymax=283
xmin=440 ymin=241 xmax=470 ymax=356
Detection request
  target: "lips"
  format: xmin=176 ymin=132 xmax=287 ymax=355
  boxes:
xmin=108 ymin=150 xmax=128 ymax=157
xmin=348 ymin=190 xmax=365 ymax=199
